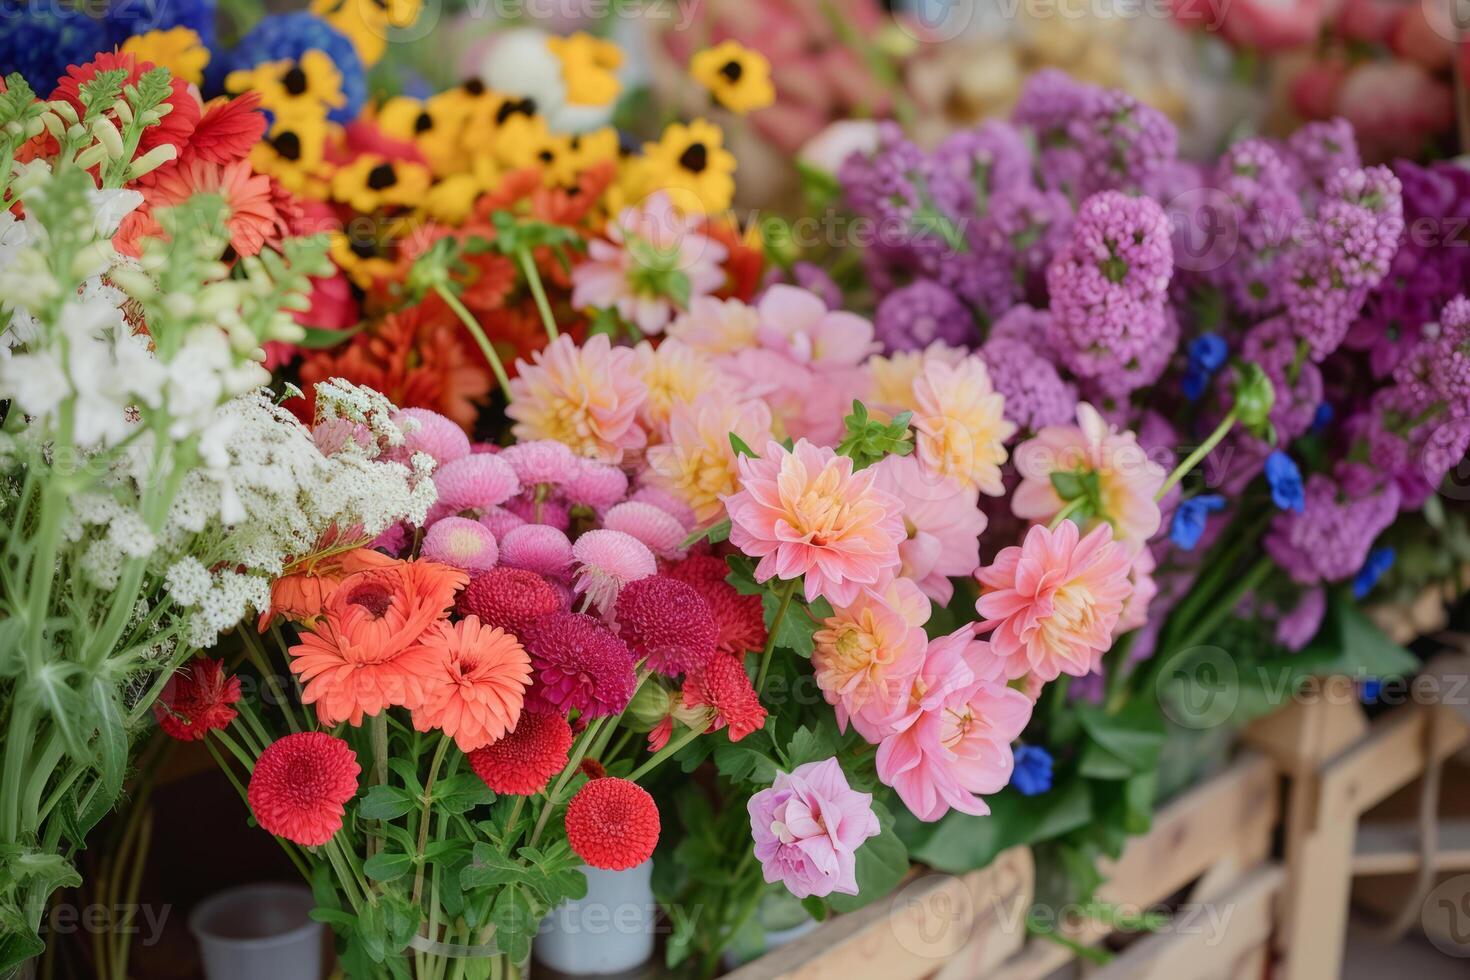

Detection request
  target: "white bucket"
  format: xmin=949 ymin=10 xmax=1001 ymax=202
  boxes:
xmin=535 ymin=861 xmax=655 ymax=976
xmin=189 ymin=883 xmax=323 ymax=980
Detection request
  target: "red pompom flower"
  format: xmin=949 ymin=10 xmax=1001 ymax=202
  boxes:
xmin=684 ymin=655 xmax=767 ymax=743
xmin=154 ymin=658 xmax=241 ymax=741
xmin=458 ymin=566 xmax=564 ymax=640
xmin=468 ymin=710 xmax=573 ymax=796
xmin=666 ymin=555 xmax=767 ymax=656
xmin=615 ymin=576 xmax=718 ymax=677
xmin=247 ymin=732 xmax=361 ymax=847
xmin=565 ymin=778 xmax=660 ymax=871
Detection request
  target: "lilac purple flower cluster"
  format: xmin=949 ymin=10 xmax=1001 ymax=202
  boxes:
xmin=836 ymin=68 xmax=1467 ymax=655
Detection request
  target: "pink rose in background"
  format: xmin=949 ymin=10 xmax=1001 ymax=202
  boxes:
xmin=1171 ymin=0 xmax=1327 ymax=50
xmin=875 ymin=627 xmax=1032 ymax=822
xmin=748 ymin=757 xmax=881 ymax=899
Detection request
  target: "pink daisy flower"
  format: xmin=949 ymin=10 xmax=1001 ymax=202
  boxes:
xmin=433 ymin=454 xmax=521 ymax=517
xmin=383 ymin=408 xmax=471 ymax=467
xmin=422 ymin=517 xmax=499 ymax=572
xmin=724 ymin=439 xmax=905 ymax=608
xmin=975 ymin=521 xmax=1135 ymax=682
xmin=570 ymin=191 xmax=728 ymax=336
xmin=563 ymin=459 xmax=629 ymax=510
xmin=500 ymin=440 xmax=579 ymax=487
xmin=571 ymin=528 xmax=657 ymax=614
xmin=499 ymin=524 xmax=575 ymax=580
xmin=602 ymin=501 xmax=688 ymax=561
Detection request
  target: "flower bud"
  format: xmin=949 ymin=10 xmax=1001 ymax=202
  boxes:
xmin=1232 ymin=361 xmax=1276 ymax=438
xmin=47 ymin=99 xmax=78 ymax=126
xmin=91 ymin=117 xmax=125 ymax=159
xmin=73 ymin=143 xmax=108 ymax=171
xmin=125 ymin=143 xmax=177 ymax=180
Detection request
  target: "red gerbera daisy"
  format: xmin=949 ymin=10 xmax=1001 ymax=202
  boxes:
xmin=181 ymin=92 xmax=268 ymax=167
xmin=683 ymin=655 xmax=767 ymax=743
xmin=144 ymin=159 xmax=283 ymax=258
xmin=153 ymin=659 xmax=241 ymax=741
xmin=52 ymin=51 xmax=200 ymax=157
xmin=467 ymin=710 xmax=572 ymax=796
xmin=615 ymin=575 xmax=718 ymax=678
xmin=247 ymin=732 xmax=361 ymax=847
xmin=565 ymin=778 xmax=660 ymax=871
xmin=666 ymin=555 xmax=768 ymax=657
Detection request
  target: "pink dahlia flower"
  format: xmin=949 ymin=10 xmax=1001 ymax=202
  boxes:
xmin=507 ymin=334 xmax=648 ymax=463
xmin=870 ymin=454 xmax=987 ymax=605
xmin=1011 ymin=403 xmax=1165 ymax=547
xmin=812 ymin=581 xmax=929 ymax=743
xmin=748 ymin=757 xmax=881 ymax=899
xmin=975 ymin=521 xmax=1134 ymax=682
xmin=724 ymin=439 xmax=904 ymax=607
xmin=754 ymin=284 xmax=878 ymax=370
xmin=876 ymin=627 xmax=1032 ymax=822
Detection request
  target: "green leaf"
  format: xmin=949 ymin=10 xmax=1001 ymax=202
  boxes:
xmin=490 ymin=887 xmax=536 ymax=963
xmin=828 ymin=802 xmax=908 ymax=913
xmin=680 ymin=518 xmax=731 ymax=551
xmin=90 ymin=678 xmax=128 ymax=805
xmin=729 ymin=433 xmax=758 ymax=458
xmin=1076 ymin=702 xmax=1165 ymax=777
xmin=911 ymin=779 xmax=1092 ymax=873
xmin=359 ymin=785 xmax=416 ymax=820
xmin=764 ymin=589 xmax=817 ymax=657
xmin=295 ymin=325 xmax=360 ymax=349
xmin=435 ymin=774 xmax=495 ymax=815
xmin=1307 ymin=594 xmax=1419 ymax=678
xmin=363 ymin=850 xmax=414 ymax=882
xmin=460 ymin=843 xmax=523 ymax=890
xmin=712 ymin=730 xmax=780 ymax=785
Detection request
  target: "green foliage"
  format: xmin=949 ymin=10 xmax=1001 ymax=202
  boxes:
xmin=836 ymin=400 xmax=913 ymax=468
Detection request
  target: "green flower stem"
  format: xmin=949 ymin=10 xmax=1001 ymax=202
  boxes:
xmin=1136 ymin=556 xmax=1272 ymax=698
xmin=411 ymin=735 xmax=453 ymax=909
xmin=241 ymin=628 xmax=301 ymax=733
xmin=1157 ymin=409 xmax=1237 ymax=501
xmin=626 ymin=723 xmax=704 ymax=782
xmin=755 ymin=578 xmax=800 ymax=695
xmin=517 ymin=246 xmax=559 ymax=342
xmin=435 ymin=282 xmax=512 ymax=398
xmin=528 ymin=715 xmax=610 ymax=848
xmin=1048 ymin=497 xmax=1085 ymax=531
xmin=323 ymin=836 xmax=368 ymax=912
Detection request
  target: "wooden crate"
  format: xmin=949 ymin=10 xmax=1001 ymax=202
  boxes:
xmin=1245 ymin=677 xmax=1470 ymax=980
xmin=987 ymin=752 xmax=1283 ymax=980
xmin=723 ymin=845 xmax=1034 ymax=980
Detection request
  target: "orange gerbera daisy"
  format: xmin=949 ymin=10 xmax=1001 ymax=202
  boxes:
xmin=288 ymin=560 xmax=469 ymax=726
xmin=180 ymin=92 xmax=268 ymax=167
xmin=297 ymin=304 xmax=493 ymax=430
xmin=144 ymin=159 xmax=283 ymax=257
xmin=411 ymin=616 xmax=532 ymax=751
xmin=260 ymin=545 xmax=398 ymax=630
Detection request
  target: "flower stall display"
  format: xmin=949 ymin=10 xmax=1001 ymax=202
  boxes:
xmin=5 ymin=6 xmax=1470 ymax=980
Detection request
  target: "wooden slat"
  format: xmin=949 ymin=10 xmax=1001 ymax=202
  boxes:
xmin=1086 ymin=865 xmax=1283 ymax=980
xmin=1316 ymin=703 xmax=1470 ymax=821
xmin=1351 ymin=817 xmax=1470 ymax=875
xmin=722 ymin=846 xmax=1033 ymax=980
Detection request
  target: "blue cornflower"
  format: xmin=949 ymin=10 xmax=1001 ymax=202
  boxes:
xmin=1311 ymin=402 xmax=1334 ymax=432
xmin=1010 ymin=745 xmax=1053 ymax=797
xmin=1352 ymin=546 xmax=1396 ymax=599
xmin=226 ymin=13 xmax=366 ymax=123
xmin=1182 ymin=333 xmax=1228 ymax=402
xmin=0 ymin=1 xmax=107 ymax=92
xmin=1360 ymin=678 xmax=1383 ymax=704
xmin=1264 ymin=451 xmax=1305 ymax=512
xmin=1169 ymin=494 xmax=1226 ymax=551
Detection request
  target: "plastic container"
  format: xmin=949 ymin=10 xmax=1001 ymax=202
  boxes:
xmin=535 ymin=860 xmax=655 ymax=975
xmin=189 ymin=883 xmax=323 ymax=980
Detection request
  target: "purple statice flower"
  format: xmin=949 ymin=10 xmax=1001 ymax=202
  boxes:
xmin=791 ymin=262 xmax=843 ymax=311
xmin=939 ymin=187 xmax=1072 ymax=320
xmin=1282 ymin=165 xmax=1404 ymax=361
xmin=935 ymin=249 xmax=1020 ymax=323
xmin=1069 ymin=89 xmax=1178 ymax=198
xmin=1424 ymin=296 xmax=1470 ymax=418
xmin=1238 ymin=317 xmax=1324 ymax=441
xmin=978 ymin=336 xmax=1077 ymax=435
xmin=873 ymin=279 xmax=975 ymax=353
xmin=1347 ymin=161 xmax=1470 ymax=378
xmin=1264 ymin=470 xmax=1400 ymax=585
xmin=931 ymin=121 xmax=1032 ymax=218
xmin=838 ymin=123 xmax=958 ymax=264
xmin=1285 ymin=118 xmax=1360 ymax=190
xmin=1045 ymin=191 xmax=1174 ymax=394
xmin=1275 ymin=587 xmax=1326 ymax=651
xmin=1212 ymin=139 xmax=1303 ymax=317
xmin=1012 ymin=69 xmax=1099 ymax=196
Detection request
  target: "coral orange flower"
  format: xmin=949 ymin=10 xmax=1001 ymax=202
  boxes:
xmin=260 ymin=545 xmax=398 ymax=630
xmin=144 ymin=159 xmax=283 ymax=258
xmin=288 ymin=560 xmax=469 ymax=726
xmin=52 ymin=51 xmax=200 ymax=157
xmin=181 ymin=92 xmax=268 ymax=167
xmin=411 ymin=616 xmax=533 ymax=751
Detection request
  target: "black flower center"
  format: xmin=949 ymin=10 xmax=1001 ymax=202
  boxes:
xmin=495 ymin=97 xmax=537 ymax=125
xmin=282 ymin=65 xmax=308 ymax=96
xmin=463 ymin=77 xmax=486 ymax=96
xmin=719 ymin=59 xmax=743 ymax=82
xmin=271 ymin=131 xmax=302 ymax=161
xmin=678 ymin=142 xmax=708 ymax=174
xmin=366 ymin=163 xmax=398 ymax=190
xmin=414 ymin=111 xmax=434 ymax=133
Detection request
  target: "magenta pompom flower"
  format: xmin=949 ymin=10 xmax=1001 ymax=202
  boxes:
xmin=615 ymin=576 xmax=718 ymax=677
xmin=571 ymin=528 xmax=657 ymax=615
xmin=434 ymin=453 xmax=521 ymax=516
xmin=724 ymin=439 xmax=905 ymax=607
xmin=421 ymin=517 xmax=499 ymax=572
xmin=525 ymin=612 xmax=637 ymax=717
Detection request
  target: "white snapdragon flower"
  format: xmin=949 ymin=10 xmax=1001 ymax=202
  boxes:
xmin=87 ymin=187 xmax=145 ymax=238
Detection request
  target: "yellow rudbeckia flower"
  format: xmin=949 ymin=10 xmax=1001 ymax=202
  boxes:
xmin=121 ymin=27 xmax=210 ymax=87
xmin=250 ymin=110 xmax=335 ymax=199
xmin=546 ymin=32 xmax=622 ymax=107
xmin=690 ymin=41 xmax=775 ymax=115
xmin=638 ymin=119 xmax=737 ymax=215
xmin=226 ymin=52 xmax=346 ymax=117
xmin=310 ymin=0 xmax=424 ymax=66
